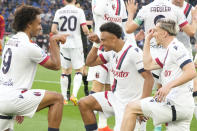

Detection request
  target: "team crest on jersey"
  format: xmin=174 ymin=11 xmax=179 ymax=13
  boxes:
xmin=34 ymin=92 xmax=41 ymax=96
xmin=95 ymin=72 xmax=100 ymax=78
xmin=135 ymin=48 xmax=139 ymax=52
xmin=19 ymin=95 xmax=24 ymax=99
xmin=112 ymin=4 xmax=116 ymax=10
xmin=173 ymin=46 xmax=178 ymax=50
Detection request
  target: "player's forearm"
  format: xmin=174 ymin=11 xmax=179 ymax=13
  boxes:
xmin=143 ymin=38 xmax=154 ymax=70
xmin=141 ymin=71 xmax=154 ymax=98
xmin=86 ymin=47 xmax=99 ymax=66
xmin=167 ymin=63 xmax=196 ymax=89
xmin=49 ymin=36 xmax=61 ymax=70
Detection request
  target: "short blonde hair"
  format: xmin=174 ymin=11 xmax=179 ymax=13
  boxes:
xmin=156 ymin=18 xmax=178 ymax=36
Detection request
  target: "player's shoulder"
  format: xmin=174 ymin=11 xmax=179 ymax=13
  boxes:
xmin=123 ymin=44 xmax=142 ymax=56
xmin=169 ymin=39 xmax=186 ymax=53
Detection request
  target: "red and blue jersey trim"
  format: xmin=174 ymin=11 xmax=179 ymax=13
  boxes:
xmin=115 ymin=0 xmax=121 ymax=15
xmin=116 ymin=45 xmax=132 ymax=69
xmin=39 ymin=56 xmax=50 ymax=65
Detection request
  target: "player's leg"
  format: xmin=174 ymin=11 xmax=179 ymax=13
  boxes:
xmin=60 ymin=67 xmax=72 ymax=105
xmin=60 ymin=48 xmax=72 ymax=104
xmin=79 ymin=91 xmax=113 ymax=131
xmin=37 ymin=91 xmax=64 ymax=130
xmin=98 ymin=84 xmax=112 ymax=131
xmin=70 ymin=68 xmax=83 ymax=105
xmin=70 ymin=48 xmax=85 ymax=105
xmin=82 ymin=65 xmax=89 ymax=96
xmin=78 ymin=95 xmax=103 ymax=131
xmin=121 ymin=100 xmax=143 ymax=131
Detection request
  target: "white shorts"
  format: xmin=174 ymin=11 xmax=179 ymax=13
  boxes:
xmin=0 ymin=88 xmax=45 ymax=130
xmin=92 ymin=91 xmax=145 ymax=131
xmin=60 ymin=47 xmax=84 ymax=69
xmin=0 ymin=118 xmax=14 ymax=131
xmin=140 ymin=97 xmax=194 ymax=131
xmin=87 ymin=64 xmax=110 ymax=84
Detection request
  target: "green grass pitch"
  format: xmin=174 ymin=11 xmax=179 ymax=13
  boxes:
xmin=14 ymin=66 xmax=197 ymax=131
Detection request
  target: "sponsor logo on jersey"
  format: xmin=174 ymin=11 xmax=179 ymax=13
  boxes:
xmin=104 ymin=14 xmax=122 ymax=23
xmin=111 ymin=69 xmax=129 ymax=78
xmin=33 ymin=92 xmax=41 ymax=96
xmin=112 ymin=4 xmax=116 ymax=10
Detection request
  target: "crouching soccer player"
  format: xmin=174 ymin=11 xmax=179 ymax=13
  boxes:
xmin=121 ymin=18 xmax=197 ymax=131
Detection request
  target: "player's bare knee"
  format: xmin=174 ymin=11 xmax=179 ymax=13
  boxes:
xmin=78 ymin=96 xmax=89 ymax=109
xmin=79 ymin=96 xmax=95 ymax=110
xmin=52 ymin=92 xmax=64 ymax=105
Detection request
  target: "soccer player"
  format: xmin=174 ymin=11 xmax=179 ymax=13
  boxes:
xmin=0 ymin=13 xmax=5 ymax=56
xmin=0 ymin=5 xmax=68 ymax=131
xmin=51 ymin=0 xmax=89 ymax=105
xmin=78 ymin=22 xmax=154 ymax=131
xmin=126 ymin=0 xmax=197 ymax=80
xmin=170 ymin=0 xmax=197 ymax=120
xmin=121 ymin=18 xmax=196 ymax=131
xmin=126 ymin=1 xmax=197 ymax=130
xmin=88 ymin=0 xmax=137 ymax=130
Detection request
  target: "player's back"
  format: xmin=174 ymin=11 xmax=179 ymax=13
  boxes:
xmin=138 ymin=0 xmax=186 ymax=35
xmin=53 ymin=5 xmax=86 ymax=48
xmin=92 ymin=0 xmax=127 ymax=36
xmin=0 ymin=32 xmax=47 ymax=90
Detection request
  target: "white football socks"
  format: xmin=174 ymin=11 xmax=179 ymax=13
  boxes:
xmin=98 ymin=112 xmax=107 ymax=128
xmin=60 ymin=74 xmax=69 ymax=100
xmin=73 ymin=73 xmax=82 ymax=97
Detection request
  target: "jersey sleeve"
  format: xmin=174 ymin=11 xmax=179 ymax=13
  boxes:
xmin=92 ymin=0 xmax=107 ymax=16
xmin=171 ymin=44 xmax=192 ymax=69
xmin=99 ymin=51 xmax=111 ymax=64
xmin=79 ymin=9 xmax=87 ymax=26
xmin=130 ymin=47 xmax=145 ymax=73
xmin=28 ymin=44 xmax=49 ymax=65
xmin=134 ymin=6 xmax=146 ymax=26
xmin=174 ymin=6 xmax=189 ymax=28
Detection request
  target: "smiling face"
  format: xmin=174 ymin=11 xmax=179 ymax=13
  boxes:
xmin=28 ymin=15 xmax=42 ymax=37
xmin=100 ymin=31 xmax=117 ymax=51
xmin=172 ymin=0 xmax=184 ymax=7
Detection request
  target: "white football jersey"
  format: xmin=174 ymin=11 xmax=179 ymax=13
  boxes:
xmin=99 ymin=40 xmax=145 ymax=103
xmin=135 ymin=0 xmax=188 ymax=47
xmin=171 ymin=1 xmax=193 ymax=54
xmin=156 ymin=38 xmax=194 ymax=107
xmin=92 ymin=0 xmax=127 ymax=36
xmin=53 ymin=4 xmax=87 ymax=48
xmin=0 ymin=32 xmax=49 ymax=90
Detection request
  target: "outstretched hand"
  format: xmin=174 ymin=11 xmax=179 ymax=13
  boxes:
xmin=126 ymin=0 xmax=138 ymax=15
xmin=51 ymin=34 xmax=69 ymax=44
